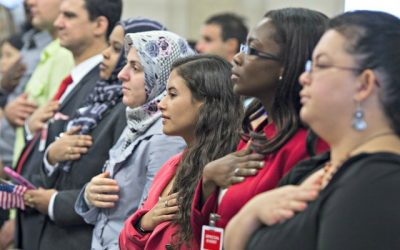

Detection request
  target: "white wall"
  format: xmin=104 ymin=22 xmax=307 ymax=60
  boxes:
xmin=122 ymin=0 xmax=345 ymax=41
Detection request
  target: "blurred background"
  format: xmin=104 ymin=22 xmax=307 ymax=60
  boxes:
xmin=1 ymin=0 xmax=400 ymax=47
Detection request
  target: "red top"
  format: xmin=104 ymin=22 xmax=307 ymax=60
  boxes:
xmin=119 ymin=152 xmax=201 ymax=250
xmin=191 ymin=123 xmax=329 ymax=234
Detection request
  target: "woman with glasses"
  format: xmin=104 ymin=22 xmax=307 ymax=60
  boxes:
xmin=225 ymin=10 xmax=400 ymax=250
xmin=191 ymin=7 xmax=329 ymax=237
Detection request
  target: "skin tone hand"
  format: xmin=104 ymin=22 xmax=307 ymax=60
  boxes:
xmin=0 ymin=219 xmax=15 ymax=250
xmin=4 ymin=93 xmax=37 ymax=127
xmin=47 ymin=126 xmax=93 ymax=165
xmin=23 ymin=188 xmax=57 ymax=215
xmin=202 ymin=146 xmax=264 ymax=202
xmin=140 ymin=193 xmax=179 ymax=231
xmin=27 ymin=100 xmax=60 ymax=133
xmin=85 ymin=172 xmax=119 ymax=208
xmin=0 ymin=59 xmax=26 ymax=93
xmin=224 ymin=171 xmax=323 ymax=250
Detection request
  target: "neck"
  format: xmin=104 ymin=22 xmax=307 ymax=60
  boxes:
xmin=330 ymin=130 xmax=397 ymax=165
xmin=259 ymin=97 xmax=273 ymax=124
xmin=73 ymin=39 xmax=107 ymax=65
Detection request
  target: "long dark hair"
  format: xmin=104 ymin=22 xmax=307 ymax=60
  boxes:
xmin=243 ymin=8 xmax=328 ymax=154
xmin=170 ymin=54 xmax=243 ymax=246
xmin=329 ymin=11 xmax=400 ymax=136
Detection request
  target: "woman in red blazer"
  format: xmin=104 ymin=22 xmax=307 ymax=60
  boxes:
xmin=119 ymin=55 xmax=243 ymax=249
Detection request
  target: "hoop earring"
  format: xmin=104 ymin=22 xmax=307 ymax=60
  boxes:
xmin=352 ymin=102 xmax=367 ymax=131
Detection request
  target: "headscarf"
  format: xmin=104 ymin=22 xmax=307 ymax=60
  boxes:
xmin=66 ymin=18 xmax=166 ymax=134
xmin=122 ymin=30 xmax=195 ymax=147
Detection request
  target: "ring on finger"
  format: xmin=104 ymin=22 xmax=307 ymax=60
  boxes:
xmin=234 ymin=168 xmax=240 ymax=176
xmin=164 ymin=200 xmax=168 ymax=208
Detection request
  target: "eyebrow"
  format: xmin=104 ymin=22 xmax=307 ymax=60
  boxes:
xmin=128 ymin=60 xmax=143 ymax=68
xmin=62 ymin=10 xmax=77 ymax=18
xmin=315 ymin=51 xmax=334 ymax=60
xmin=167 ymin=86 xmax=177 ymax=91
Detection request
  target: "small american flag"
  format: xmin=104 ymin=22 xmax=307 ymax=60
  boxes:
xmin=0 ymin=184 xmax=27 ymax=209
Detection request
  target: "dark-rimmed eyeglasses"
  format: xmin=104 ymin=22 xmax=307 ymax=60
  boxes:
xmin=304 ymin=60 xmax=363 ymax=74
xmin=240 ymin=44 xmax=280 ymax=61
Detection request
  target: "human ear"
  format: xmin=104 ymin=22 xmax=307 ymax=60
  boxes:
xmin=225 ymin=38 xmax=239 ymax=54
xmin=93 ymin=16 xmax=109 ymax=37
xmin=354 ymin=69 xmax=378 ymax=102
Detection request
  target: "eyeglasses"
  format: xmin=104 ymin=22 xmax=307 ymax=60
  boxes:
xmin=304 ymin=60 xmax=363 ymax=74
xmin=304 ymin=60 xmax=380 ymax=87
xmin=240 ymin=44 xmax=280 ymax=61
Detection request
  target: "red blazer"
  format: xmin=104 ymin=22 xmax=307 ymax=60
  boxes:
xmin=192 ymin=123 xmax=329 ymax=234
xmin=119 ymin=152 xmax=200 ymax=250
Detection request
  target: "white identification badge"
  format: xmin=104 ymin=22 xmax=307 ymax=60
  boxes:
xmin=200 ymin=225 xmax=224 ymax=250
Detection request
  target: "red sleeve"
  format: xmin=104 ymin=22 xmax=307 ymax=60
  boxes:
xmin=190 ymin=179 xmax=219 ymax=245
xmin=119 ymin=209 xmax=150 ymax=250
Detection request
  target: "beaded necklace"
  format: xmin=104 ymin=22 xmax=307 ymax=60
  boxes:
xmin=320 ymin=131 xmax=396 ymax=189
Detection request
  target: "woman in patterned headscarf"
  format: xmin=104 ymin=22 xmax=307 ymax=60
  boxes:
xmin=74 ymin=30 xmax=193 ymax=250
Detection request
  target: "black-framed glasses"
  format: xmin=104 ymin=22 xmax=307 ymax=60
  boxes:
xmin=304 ymin=60 xmax=363 ymax=74
xmin=240 ymin=44 xmax=280 ymax=61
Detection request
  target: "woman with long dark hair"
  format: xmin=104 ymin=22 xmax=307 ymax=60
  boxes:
xmin=119 ymin=54 xmax=243 ymax=249
xmin=194 ymin=7 xmax=329 ymax=232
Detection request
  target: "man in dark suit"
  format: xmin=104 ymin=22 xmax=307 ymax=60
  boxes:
xmin=15 ymin=0 xmax=123 ymax=249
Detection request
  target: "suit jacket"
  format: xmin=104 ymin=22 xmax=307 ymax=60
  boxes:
xmin=16 ymin=65 xmax=127 ymax=250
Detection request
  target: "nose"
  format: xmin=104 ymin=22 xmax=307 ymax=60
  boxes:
xmin=102 ymin=46 xmax=111 ymax=59
xmin=195 ymin=40 xmax=204 ymax=53
xmin=118 ymin=64 xmax=129 ymax=82
xmin=54 ymin=14 xmax=63 ymax=29
xmin=299 ymin=71 xmax=311 ymax=86
xmin=232 ymin=51 xmax=243 ymax=66
xmin=157 ymin=95 xmax=166 ymax=111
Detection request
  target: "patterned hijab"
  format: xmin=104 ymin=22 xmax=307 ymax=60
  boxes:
xmin=123 ymin=30 xmax=195 ymax=146
xmin=66 ymin=18 xmax=166 ymax=134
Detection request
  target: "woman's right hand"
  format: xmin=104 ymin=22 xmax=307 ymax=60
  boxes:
xmin=85 ymin=172 xmax=120 ymax=208
xmin=139 ymin=193 xmax=179 ymax=231
xmin=202 ymin=147 xmax=264 ymax=199
xmin=47 ymin=126 xmax=92 ymax=165
xmin=224 ymin=184 xmax=320 ymax=250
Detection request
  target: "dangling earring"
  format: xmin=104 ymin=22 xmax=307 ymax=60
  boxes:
xmin=279 ymin=75 xmax=283 ymax=81
xmin=352 ymin=102 xmax=367 ymax=131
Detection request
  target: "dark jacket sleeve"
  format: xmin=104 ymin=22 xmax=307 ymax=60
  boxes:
xmin=53 ymin=189 xmax=86 ymax=226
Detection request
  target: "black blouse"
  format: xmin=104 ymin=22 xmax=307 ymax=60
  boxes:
xmin=247 ymin=152 xmax=400 ymax=250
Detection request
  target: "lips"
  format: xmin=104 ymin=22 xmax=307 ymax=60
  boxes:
xmin=122 ymin=85 xmax=130 ymax=91
xmin=99 ymin=63 xmax=107 ymax=71
xmin=231 ymin=68 xmax=240 ymax=83
xmin=299 ymin=91 xmax=310 ymax=104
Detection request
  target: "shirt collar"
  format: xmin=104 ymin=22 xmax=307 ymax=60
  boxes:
xmin=71 ymin=54 xmax=103 ymax=83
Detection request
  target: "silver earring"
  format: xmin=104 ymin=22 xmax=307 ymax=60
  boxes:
xmin=279 ymin=75 xmax=283 ymax=81
xmin=352 ymin=102 xmax=367 ymax=131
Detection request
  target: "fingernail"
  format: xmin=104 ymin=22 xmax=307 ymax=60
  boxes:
xmin=259 ymin=161 xmax=264 ymax=167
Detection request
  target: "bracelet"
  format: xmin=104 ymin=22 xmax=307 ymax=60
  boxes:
xmin=134 ymin=217 xmax=151 ymax=234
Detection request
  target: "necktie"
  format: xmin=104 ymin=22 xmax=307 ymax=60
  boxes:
xmin=52 ymin=74 xmax=73 ymax=101
xmin=16 ymin=74 xmax=73 ymax=174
